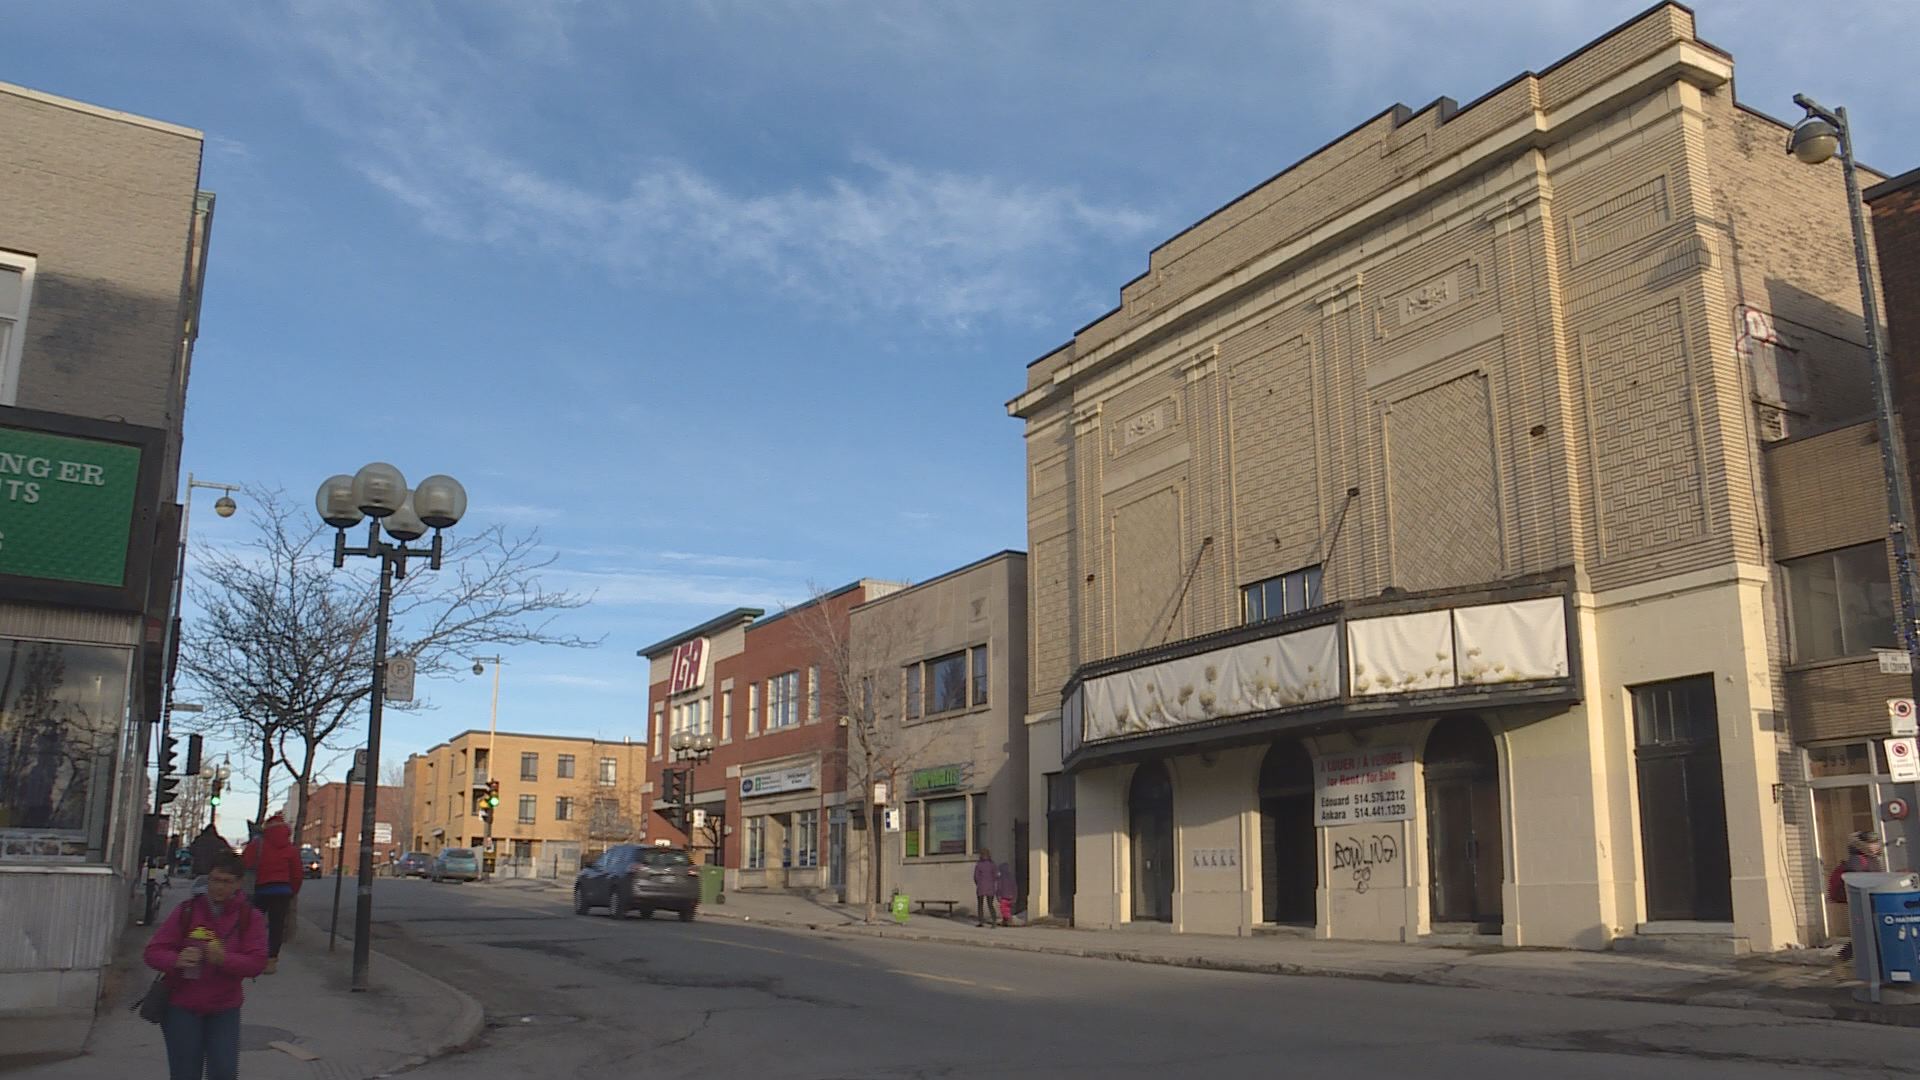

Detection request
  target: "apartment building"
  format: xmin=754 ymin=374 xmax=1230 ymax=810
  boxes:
xmin=292 ymin=782 xmax=403 ymax=876
xmin=1011 ymin=4 xmax=1896 ymax=953
xmin=0 ymin=82 xmax=212 ymax=1052
xmin=404 ymin=730 xmax=649 ymax=876
xmin=640 ymin=581 xmax=902 ymax=894
xmin=844 ymin=552 xmax=1029 ymax=913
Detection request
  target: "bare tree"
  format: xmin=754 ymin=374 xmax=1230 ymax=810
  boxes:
xmin=180 ymin=488 xmax=598 ymax=861
xmin=785 ymin=582 xmax=930 ymax=923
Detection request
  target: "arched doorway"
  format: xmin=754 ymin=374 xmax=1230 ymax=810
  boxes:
xmin=1424 ymin=717 xmax=1503 ymax=932
xmin=1259 ymin=741 xmax=1316 ymax=925
xmin=1128 ymin=761 xmax=1174 ymax=922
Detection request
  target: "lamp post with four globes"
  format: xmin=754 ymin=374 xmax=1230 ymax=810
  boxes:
xmin=314 ymin=463 xmax=467 ymax=991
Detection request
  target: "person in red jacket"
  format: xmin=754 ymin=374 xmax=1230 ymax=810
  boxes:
xmin=241 ymin=813 xmax=303 ymax=973
xmin=145 ymin=852 xmax=268 ymax=1080
xmin=1827 ymin=830 xmax=1886 ymax=963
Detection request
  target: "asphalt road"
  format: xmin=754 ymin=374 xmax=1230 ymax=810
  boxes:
xmin=363 ymin=879 xmax=1920 ymax=1080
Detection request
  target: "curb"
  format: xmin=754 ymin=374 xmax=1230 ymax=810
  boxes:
xmin=698 ymin=908 xmax=1920 ymax=1029
xmin=293 ymin=909 xmax=486 ymax=1071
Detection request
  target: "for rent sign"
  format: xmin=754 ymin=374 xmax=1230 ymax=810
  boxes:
xmin=1314 ymin=746 xmax=1414 ymax=826
xmin=0 ymin=417 xmax=148 ymax=591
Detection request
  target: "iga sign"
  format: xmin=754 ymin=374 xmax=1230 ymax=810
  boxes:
xmin=668 ymin=638 xmax=709 ymax=695
xmin=0 ymin=408 xmax=162 ymax=612
xmin=1314 ymin=746 xmax=1414 ymax=826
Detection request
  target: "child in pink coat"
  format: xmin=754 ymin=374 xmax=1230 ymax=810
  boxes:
xmin=144 ymin=852 xmax=268 ymax=1080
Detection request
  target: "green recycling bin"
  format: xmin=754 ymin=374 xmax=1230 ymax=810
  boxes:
xmin=698 ymin=864 xmax=726 ymax=905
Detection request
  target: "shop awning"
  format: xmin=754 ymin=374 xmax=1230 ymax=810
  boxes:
xmin=1061 ymin=571 xmax=1581 ymax=770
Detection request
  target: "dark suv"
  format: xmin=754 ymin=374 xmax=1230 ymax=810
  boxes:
xmin=574 ymin=844 xmax=700 ymax=921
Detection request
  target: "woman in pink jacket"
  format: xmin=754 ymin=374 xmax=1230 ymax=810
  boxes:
xmin=144 ymin=852 xmax=268 ymax=1080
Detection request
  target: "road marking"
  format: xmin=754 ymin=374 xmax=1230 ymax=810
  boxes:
xmin=694 ymin=936 xmax=792 ymax=957
xmin=889 ymin=969 xmax=1016 ymax=993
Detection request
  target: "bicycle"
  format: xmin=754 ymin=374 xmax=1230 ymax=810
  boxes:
xmin=140 ymin=858 xmax=170 ymax=925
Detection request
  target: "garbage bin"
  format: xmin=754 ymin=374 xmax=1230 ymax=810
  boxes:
xmin=1844 ymin=871 xmax=1920 ymax=1002
xmin=698 ymin=864 xmax=726 ymax=906
xmin=1871 ymin=887 xmax=1920 ymax=986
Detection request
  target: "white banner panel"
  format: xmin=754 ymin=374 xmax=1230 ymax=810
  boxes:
xmin=1348 ymin=610 xmax=1455 ymax=696
xmin=1452 ymin=596 xmax=1568 ymax=684
xmin=1082 ymin=624 xmax=1339 ymax=743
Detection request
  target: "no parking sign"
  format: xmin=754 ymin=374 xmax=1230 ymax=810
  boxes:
xmin=1887 ymin=737 xmax=1919 ymax=782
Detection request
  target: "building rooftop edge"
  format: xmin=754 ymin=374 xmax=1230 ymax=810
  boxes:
xmin=635 ymin=607 xmax=765 ymax=659
xmin=1866 ymin=164 xmax=1920 ymax=203
xmin=851 ymin=550 xmax=1027 ymax=613
xmin=0 ymin=79 xmax=203 ymax=140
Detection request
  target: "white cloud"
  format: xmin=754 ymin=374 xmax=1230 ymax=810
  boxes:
xmin=260 ymin=1 xmax=1158 ymax=329
xmin=525 ymin=672 xmax=636 ymax=692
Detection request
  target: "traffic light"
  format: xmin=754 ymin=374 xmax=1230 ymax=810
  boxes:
xmin=486 ymin=778 xmax=500 ymax=808
xmin=156 ymin=735 xmax=180 ymax=808
xmin=184 ymin=734 xmax=203 ymax=777
xmin=662 ymin=768 xmax=685 ymax=805
xmin=208 ymin=777 xmax=222 ymax=808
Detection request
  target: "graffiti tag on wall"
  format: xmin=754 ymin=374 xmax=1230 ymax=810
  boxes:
xmin=1331 ymin=834 xmax=1399 ymax=894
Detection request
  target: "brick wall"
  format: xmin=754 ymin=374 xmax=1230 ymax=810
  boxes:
xmin=1870 ymin=171 xmax=1920 ymax=540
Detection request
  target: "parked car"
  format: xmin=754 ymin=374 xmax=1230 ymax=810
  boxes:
xmin=573 ymin=844 xmax=700 ymax=921
xmin=430 ymin=848 xmax=482 ymax=883
xmin=396 ymin=852 xmax=433 ymax=878
xmin=300 ymin=846 xmax=324 ymax=879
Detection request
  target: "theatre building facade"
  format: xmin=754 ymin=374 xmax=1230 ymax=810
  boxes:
xmin=1012 ymin=5 xmax=1895 ymax=952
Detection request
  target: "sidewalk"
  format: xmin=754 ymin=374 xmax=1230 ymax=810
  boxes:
xmin=8 ymin=895 xmax=482 ymax=1079
xmin=501 ymin=879 xmax=1917 ymax=1029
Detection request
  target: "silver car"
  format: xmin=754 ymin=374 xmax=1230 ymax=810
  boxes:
xmin=573 ymin=845 xmax=700 ymax=921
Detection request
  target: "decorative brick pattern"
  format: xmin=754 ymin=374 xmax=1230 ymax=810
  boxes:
xmin=1109 ymin=486 xmax=1184 ymax=653
xmin=1569 ymin=176 xmax=1672 ymax=265
xmin=1028 ymin=533 xmax=1071 ymax=717
xmin=1385 ymin=373 xmax=1502 ymax=590
xmin=1226 ymin=329 xmax=1320 ymax=576
xmin=1582 ymin=299 xmax=1707 ymax=558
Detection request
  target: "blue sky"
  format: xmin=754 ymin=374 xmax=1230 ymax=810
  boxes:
xmin=6 ymin=1 xmax=1917 ymax=818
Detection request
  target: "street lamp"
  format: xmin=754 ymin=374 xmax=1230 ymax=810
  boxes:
xmin=668 ymin=731 xmax=716 ymax=856
xmin=157 ymin=474 xmax=242 ymax=831
xmin=315 ymin=463 xmax=468 ymax=992
xmin=1787 ymin=94 xmax=1920 ymax=705
xmin=472 ymin=655 xmax=506 ymax=877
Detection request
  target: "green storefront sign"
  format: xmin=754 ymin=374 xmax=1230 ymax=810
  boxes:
xmin=0 ymin=423 xmax=144 ymax=588
xmin=909 ymin=763 xmax=966 ymax=796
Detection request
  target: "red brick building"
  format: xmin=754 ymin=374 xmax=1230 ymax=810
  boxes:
xmin=639 ymin=581 xmax=901 ymax=895
xmin=1869 ymin=166 xmax=1920 ymax=515
xmin=292 ymin=782 xmax=403 ymax=876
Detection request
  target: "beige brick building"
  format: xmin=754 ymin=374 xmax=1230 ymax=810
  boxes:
xmin=404 ymin=731 xmax=649 ymax=877
xmin=1012 ymin=5 xmax=1905 ymax=952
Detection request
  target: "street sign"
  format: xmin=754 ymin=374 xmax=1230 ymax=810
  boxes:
xmin=385 ymin=656 xmax=416 ymax=703
xmin=872 ymin=782 xmax=889 ymax=806
xmin=691 ymin=808 xmax=708 ymax=829
xmin=1888 ymin=737 xmax=1920 ymax=782
xmin=373 ymin=823 xmax=392 ymax=844
xmin=883 ymin=808 xmax=903 ymax=832
xmin=1893 ymin=698 xmax=1919 ymax=738
xmin=1880 ymin=650 xmax=1914 ymax=676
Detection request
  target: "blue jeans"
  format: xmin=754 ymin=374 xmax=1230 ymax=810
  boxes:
xmin=162 ymin=1005 xmax=240 ymax=1080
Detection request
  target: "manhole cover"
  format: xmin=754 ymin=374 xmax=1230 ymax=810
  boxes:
xmin=239 ymin=1023 xmax=300 ymax=1051
xmin=489 ymin=1014 xmax=582 ymax=1028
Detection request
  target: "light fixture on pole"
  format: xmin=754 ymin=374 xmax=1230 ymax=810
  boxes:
xmin=315 ymin=463 xmax=468 ymax=991
xmin=471 ymin=655 xmax=505 ymax=878
xmin=156 ymin=474 xmax=242 ymax=836
xmin=1786 ymin=93 xmax=1920 ymax=707
xmin=668 ymin=730 xmax=716 ymax=850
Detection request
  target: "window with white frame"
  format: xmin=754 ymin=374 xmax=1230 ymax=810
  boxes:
xmin=746 ymin=816 xmax=767 ymax=870
xmin=520 ymin=752 xmax=539 ymax=780
xmin=767 ymin=671 xmax=799 ymax=729
xmin=1784 ymin=543 xmax=1895 ymax=662
xmin=557 ymin=754 xmax=575 ymax=779
xmin=598 ymin=757 xmax=617 ymax=785
xmin=970 ymin=645 xmax=989 ymax=707
xmin=1242 ymin=564 xmax=1323 ymax=624
xmin=748 ymin=682 xmax=760 ymax=735
xmin=0 ymin=255 xmax=33 ymax=406
xmin=721 ymin=689 xmax=733 ymax=740
xmin=555 ymin=796 xmax=574 ymax=821
xmin=517 ymin=795 xmax=536 ymax=824
xmin=793 ymin=809 xmax=819 ymax=868
xmin=807 ymin=665 xmax=820 ymax=723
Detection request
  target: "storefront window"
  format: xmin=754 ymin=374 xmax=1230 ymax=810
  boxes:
xmin=0 ymin=638 xmax=132 ymax=859
xmin=905 ymin=802 xmax=920 ymax=857
xmin=746 ymin=815 xmax=766 ymax=870
xmin=794 ymin=809 xmax=819 ymax=868
xmin=1807 ymin=741 xmax=1874 ymax=779
xmin=926 ymin=795 xmax=968 ymax=855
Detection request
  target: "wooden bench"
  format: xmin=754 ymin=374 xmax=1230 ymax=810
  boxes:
xmin=913 ymin=898 xmax=963 ymax=917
